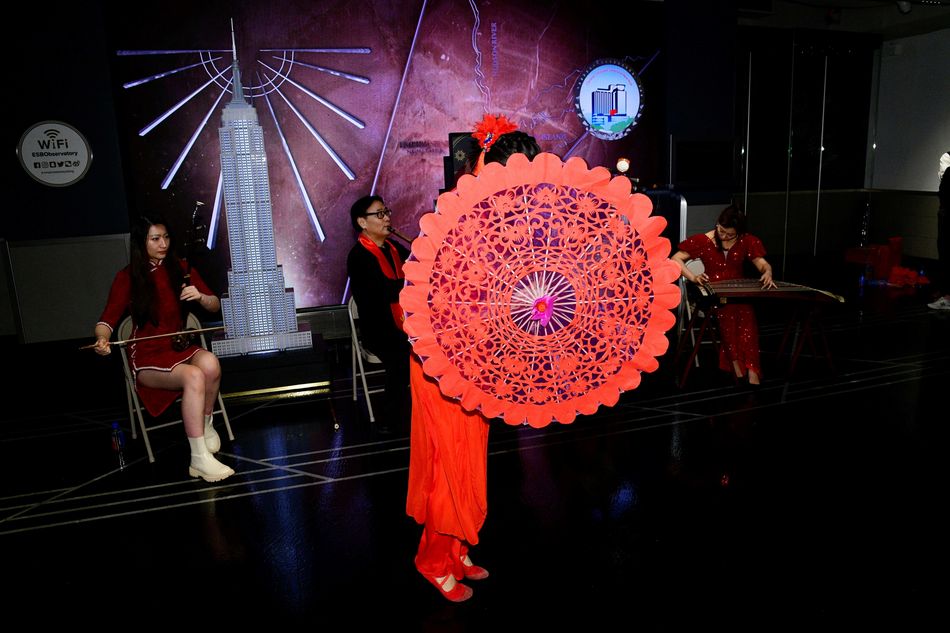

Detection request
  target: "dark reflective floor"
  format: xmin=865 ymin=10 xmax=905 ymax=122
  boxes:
xmin=2 ymin=282 xmax=947 ymax=629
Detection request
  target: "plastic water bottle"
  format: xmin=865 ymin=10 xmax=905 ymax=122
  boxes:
xmin=111 ymin=422 xmax=127 ymax=471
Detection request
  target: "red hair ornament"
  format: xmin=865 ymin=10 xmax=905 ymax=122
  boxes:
xmin=471 ymin=113 xmax=518 ymax=175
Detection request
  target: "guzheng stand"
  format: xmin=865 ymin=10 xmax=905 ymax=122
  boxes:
xmin=776 ymin=304 xmax=835 ymax=377
xmin=675 ymin=280 xmax=844 ymax=388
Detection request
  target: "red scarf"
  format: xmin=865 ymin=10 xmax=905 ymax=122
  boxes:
xmin=358 ymin=233 xmax=405 ymax=331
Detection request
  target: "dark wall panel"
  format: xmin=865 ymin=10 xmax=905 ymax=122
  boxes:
xmin=738 ymin=27 xmax=878 ymax=195
xmin=7 ymin=3 xmax=130 ymax=241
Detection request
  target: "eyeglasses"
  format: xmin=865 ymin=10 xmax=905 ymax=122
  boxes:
xmin=363 ymin=207 xmax=392 ymax=220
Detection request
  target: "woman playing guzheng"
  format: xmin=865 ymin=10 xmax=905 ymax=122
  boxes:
xmin=671 ymin=204 xmax=776 ymax=385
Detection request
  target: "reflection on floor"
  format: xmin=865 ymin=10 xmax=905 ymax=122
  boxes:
xmin=1 ymin=284 xmax=947 ymax=628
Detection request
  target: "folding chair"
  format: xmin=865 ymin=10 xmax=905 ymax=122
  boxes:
xmin=118 ymin=313 xmax=234 ymax=463
xmin=674 ymin=259 xmax=722 ymax=387
xmin=678 ymin=259 xmax=708 ymax=356
xmin=347 ymin=296 xmax=385 ymax=422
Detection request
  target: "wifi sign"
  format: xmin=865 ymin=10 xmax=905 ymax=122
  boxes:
xmin=38 ymin=129 xmax=69 ymax=149
xmin=17 ymin=120 xmax=92 ymax=187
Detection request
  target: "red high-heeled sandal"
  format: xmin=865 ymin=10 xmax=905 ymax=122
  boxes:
xmin=421 ymin=572 xmax=473 ymax=602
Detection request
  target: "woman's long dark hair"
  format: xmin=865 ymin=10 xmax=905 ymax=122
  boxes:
xmin=129 ymin=215 xmax=185 ymax=327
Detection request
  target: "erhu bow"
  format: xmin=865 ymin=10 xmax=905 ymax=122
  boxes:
xmin=79 ymin=326 xmax=226 ymax=351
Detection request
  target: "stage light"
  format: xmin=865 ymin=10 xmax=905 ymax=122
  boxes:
xmin=616 ymin=157 xmax=631 ymax=174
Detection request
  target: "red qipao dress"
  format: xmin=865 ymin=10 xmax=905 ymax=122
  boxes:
xmin=97 ymin=260 xmax=211 ymax=416
xmin=677 ymin=232 xmax=767 ymax=378
xmin=405 ymin=358 xmax=490 ymax=580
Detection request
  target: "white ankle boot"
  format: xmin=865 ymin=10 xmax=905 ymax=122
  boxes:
xmin=204 ymin=413 xmax=221 ymax=453
xmin=188 ymin=435 xmax=234 ymax=482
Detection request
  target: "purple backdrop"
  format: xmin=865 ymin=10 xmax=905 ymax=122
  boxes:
xmin=107 ymin=0 xmax=664 ymax=308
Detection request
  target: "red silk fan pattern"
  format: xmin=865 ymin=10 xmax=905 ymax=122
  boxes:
xmin=400 ymin=153 xmax=681 ymax=427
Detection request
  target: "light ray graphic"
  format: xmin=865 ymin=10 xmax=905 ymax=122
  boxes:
xmin=264 ymin=73 xmax=356 ymax=181
xmin=262 ymin=47 xmax=371 ymax=54
xmin=371 ymin=0 xmax=428 ymax=195
xmin=203 ymin=50 xmax=292 ymax=96
xmin=161 ymin=87 xmax=228 ymax=190
xmin=260 ymin=75 xmax=327 ymax=241
xmin=258 ymin=58 xmax=365 ymax=128
xmin=340 ymin=277 xmax=351 ymax=306
xmin=273 ymin=56 xmax=370 ymax=84
xmin=117 ymin=26 xmax=374 ymax=257
xmin=123 ymin=56 xmax=223 ymax=89
xmin=116 ymin=49 xmax=231 ymax=55
xmin=138 ymin=66 xmax=229 ymax=136
xmin=208 ymin=170 xmax=223 ymax=250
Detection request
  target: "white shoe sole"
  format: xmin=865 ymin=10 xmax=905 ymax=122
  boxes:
xmin=189 ymin=465 xmax=234 ymax=482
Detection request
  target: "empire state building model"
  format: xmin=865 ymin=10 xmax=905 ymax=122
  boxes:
xmin=212 ymin=32 xmax=312 ymax=357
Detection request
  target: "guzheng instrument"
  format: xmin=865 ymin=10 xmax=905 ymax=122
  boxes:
xmin=694 ymin=279 xmax=845 ymax=305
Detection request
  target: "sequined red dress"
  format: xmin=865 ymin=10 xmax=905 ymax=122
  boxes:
xmin=677 ymin=232 xmax=767 ymax=378
xmin=97 ymin=260 xmax=211 ymax=416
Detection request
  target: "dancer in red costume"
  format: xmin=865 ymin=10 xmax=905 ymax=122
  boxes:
xmin=672 ymin=204 xmax=776 ymax=385
xmin=405 ymin=117 xmax=540 ymax=602
xmin=94 ymin=215 xmax=233 ymax=481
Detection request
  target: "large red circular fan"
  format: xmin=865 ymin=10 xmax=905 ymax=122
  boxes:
xmin=400 ymin=152 xmax=681 ymax=427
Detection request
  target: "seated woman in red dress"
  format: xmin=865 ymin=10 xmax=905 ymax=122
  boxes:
xmin=94 ymin=215 xmax=234 ymax=482
xmin=405 ymin=121 xmax=540 ymax=602
xmin=671 ymin=205 xmax=776 ymax=385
